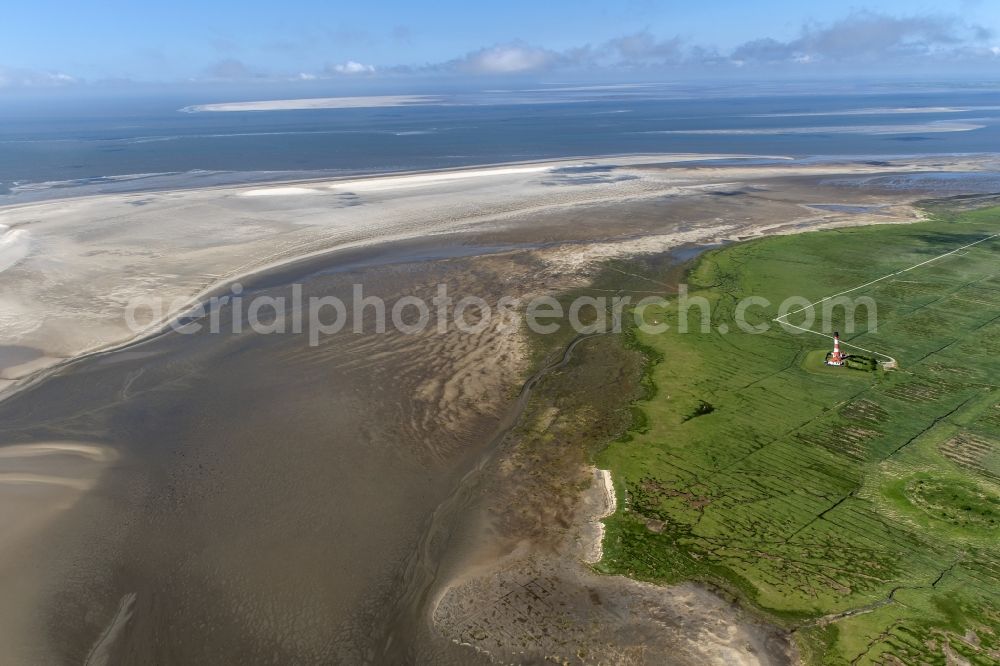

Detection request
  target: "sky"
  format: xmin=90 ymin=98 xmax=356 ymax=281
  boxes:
xmin=2 ymin=1 xmax=1000 ymax=91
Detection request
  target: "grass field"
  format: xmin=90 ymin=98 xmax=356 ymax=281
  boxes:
xmin=595 ymin=205 xmax=1000 ymax=664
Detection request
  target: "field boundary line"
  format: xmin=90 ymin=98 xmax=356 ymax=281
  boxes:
xmin=771 ymin=229 xmax=1000 ymax=365
xmin=775 ymin=230 xmax=1000 ymax=321
xmin=777 ymin=321 xmax=896 ymax=361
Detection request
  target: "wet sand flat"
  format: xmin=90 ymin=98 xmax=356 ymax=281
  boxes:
xmin=0 ymin=248 xmax=517 ymax=663
xmin=1 ymin=156 xmax=998 ymax=663
xmin=0 ymin=242 xmax=778 ymax=664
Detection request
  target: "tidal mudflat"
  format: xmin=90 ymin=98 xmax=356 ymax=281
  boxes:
xmin=1 ymin=154 xmax=996 ymax=663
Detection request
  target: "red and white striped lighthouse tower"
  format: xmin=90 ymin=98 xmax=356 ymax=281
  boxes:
xmin=827 ymin=332 xmax=845 ymax=366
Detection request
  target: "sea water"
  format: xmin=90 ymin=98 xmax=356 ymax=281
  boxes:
xmin=2 ymin=82 xmax=999 ymax=203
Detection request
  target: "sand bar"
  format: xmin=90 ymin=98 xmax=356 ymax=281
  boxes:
xmin=180 ymin=94 xmax=441 ymax=113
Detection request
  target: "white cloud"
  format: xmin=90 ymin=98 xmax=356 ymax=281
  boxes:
xmin=606 ymin=31 xmax=684 ymax=64
xmin=435 ymin=12 xmax=996 ymax=76
xmin=450 ymin=43 xmax=558 ymax=74
xmin=0 ymin=66 xmax=76 ymax=89
xmin=329 ymin=60 xmax=375 ymax=75
xmin=9 ymin=10 xmax=1000 ymax=88
xmin=730 ymin=11 xmax=991 ymax=65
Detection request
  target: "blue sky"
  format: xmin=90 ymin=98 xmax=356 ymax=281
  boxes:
xmin=2 ymin=1 xmax=999 ymax=89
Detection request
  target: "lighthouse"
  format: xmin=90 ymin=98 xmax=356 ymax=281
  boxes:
xmin=827 ymin=332 xmax=845 ymax=366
